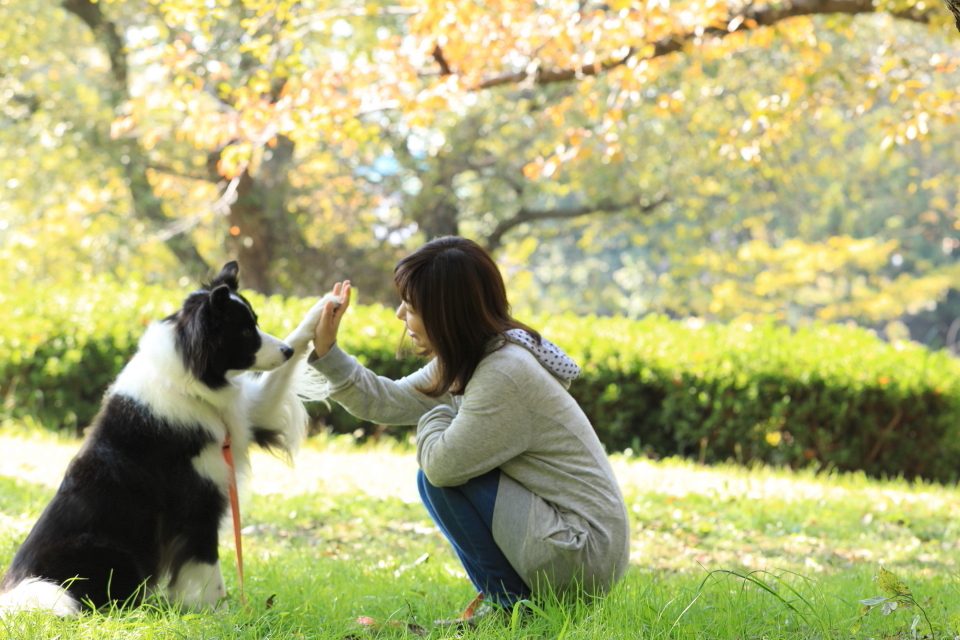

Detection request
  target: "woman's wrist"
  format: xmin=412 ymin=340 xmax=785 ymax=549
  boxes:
xmin=311 ymin=340 xmax=336 ymax=361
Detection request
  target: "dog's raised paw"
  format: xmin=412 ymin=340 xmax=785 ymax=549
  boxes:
xmin=286 ymin=294 xmax=340 ymax=352
xmin=304 ymin=294 xmax=340 ymax=328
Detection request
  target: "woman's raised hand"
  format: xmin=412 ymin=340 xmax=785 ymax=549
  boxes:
xmin=313 ymin=280 xmax=351 ymax=358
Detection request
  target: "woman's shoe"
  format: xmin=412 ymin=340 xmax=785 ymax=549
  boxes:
xmin=433 ymin=592 xmax=510 ymax=628
xmin=434 ymin=591 xmax=486 ymax=627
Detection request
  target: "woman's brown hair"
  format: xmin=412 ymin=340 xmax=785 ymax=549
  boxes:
xmin=394 ymin=236 xmax=540 ymax=397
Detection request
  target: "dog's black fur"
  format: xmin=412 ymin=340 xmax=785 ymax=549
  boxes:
xmin=1 ymin=396 xmax=225 ymax=609
xmin=0 ymin=262 xmax=328 ymax=615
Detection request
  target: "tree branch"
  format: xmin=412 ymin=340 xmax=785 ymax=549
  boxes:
xmin=432 ymin=44 xmax=453 ymax=76
xmin=3 ymin=93 xmax=40 ymax=121
xmin=475 ymin=0 xmax=937 ymax=90
xmin=945 ymin=0 xmax=960 ymax=31
xmin=485 ymin=194 xmax=670 ymax=252
xmin=62 ymin=0 xmax=210 ymax=278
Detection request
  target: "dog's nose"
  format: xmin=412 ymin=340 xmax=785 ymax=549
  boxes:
xmin=281 ymin=345 xmax=294 ymax=361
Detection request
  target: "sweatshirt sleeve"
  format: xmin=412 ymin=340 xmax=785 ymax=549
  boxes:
xmin=416 ymin=367 xmax=532 ymax=486
xmin=311 ymin=344 xmax=445 ymax=426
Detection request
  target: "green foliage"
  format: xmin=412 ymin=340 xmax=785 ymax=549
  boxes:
xmin=551 ymin=314 xmax=960 ymax=483
xmin=5 ymin=281 xmax=960 ymax=482
xmin=1 ymin=280 xmax=172 ymax=433
xmin=0 ymin=281 xmax=421 ymax=435
xmin=852 ymin=566 xmax=934 ymax=637
xmin=4 ymin=0 xmax=960 ymax=321
xmin=498 ymin=21 xmax=960 ymax=329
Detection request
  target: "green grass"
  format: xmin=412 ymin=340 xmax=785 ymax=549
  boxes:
xmin=2 ymin=436 xmax=960 ymax=638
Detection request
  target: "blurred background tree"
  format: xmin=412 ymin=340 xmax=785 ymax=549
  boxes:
xmin=1 ymin=0 xmax=959 ymax=345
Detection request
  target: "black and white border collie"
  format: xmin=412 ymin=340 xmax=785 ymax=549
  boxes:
xmin=0 ymin=262 xmax=332 ymax=616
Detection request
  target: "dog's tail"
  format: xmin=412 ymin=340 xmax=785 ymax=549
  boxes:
xmin=0 ymin=578 xmax=81 ymax=618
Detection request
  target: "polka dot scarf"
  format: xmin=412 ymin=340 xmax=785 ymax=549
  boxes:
xmin=503 ymin=329 xmax=581 ymax=381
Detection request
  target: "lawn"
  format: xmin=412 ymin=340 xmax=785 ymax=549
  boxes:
xmin=1 ymin=429 xmax=959 ymax=639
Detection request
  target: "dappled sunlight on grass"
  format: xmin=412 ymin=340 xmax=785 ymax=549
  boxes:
xmin=610 ymin=453 xmax=960 ymax=577
xmin=3 ymin=429 xmax=960 ymax=637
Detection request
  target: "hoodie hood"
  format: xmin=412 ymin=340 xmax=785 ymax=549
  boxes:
xmin=503 ymin=329 xmax=581 ymax=382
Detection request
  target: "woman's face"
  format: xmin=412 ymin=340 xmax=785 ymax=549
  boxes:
xmin=396 ymin=300 xmax=431 ymax=351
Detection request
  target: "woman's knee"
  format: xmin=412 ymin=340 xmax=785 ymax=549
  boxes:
xmin=417 ymin=468 xmax=451 ymax=512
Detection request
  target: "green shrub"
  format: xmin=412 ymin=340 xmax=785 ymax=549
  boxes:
xmin=4 ymin=282 xmax=960 ymax=482
xmin=546 ymin=316 xmax=960 ymax=483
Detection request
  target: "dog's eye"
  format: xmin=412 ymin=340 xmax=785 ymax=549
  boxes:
xmin=243 ymin=328 xmax=255 ymax=338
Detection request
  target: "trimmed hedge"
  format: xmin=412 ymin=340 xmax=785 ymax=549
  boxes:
xmin=551 ymin=316 xmax=960 ymax=483
xmin=3 ymin=282 xmax=960 ymax=482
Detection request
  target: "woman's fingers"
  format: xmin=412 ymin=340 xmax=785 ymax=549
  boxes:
xmin=313 ymin=281 xmax=351 ymax=357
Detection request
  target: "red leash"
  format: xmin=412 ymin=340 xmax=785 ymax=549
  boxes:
xmin=221 ymin=434 xmax=246 ymax=607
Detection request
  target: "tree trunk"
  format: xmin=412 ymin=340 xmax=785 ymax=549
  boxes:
xmin=207 ymin=137 xmax=339 ymax=295
xmin=62 ymin=0 xmax=209 ymax=279
xmin=418 ymin=197 xmax=461 ymax=240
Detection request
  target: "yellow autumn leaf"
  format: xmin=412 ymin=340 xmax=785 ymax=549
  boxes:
xmin=521 ymin=162 xmax=542 ymax=180
xmin=877 ymin=566 xmax=910 ymax=598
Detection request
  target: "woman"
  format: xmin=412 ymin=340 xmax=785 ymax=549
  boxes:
xmin=309 ymin=236 xmax=630 ymax=624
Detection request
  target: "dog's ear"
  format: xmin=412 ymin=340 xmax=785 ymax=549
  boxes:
xmin=210 ymin=284 xmax=232 ymax=308
xmin=211 ymin=261 xmax=240 ymax=291
xmin=173 ymin=292 xmax=212 ymax=380
xmin=177 ymin=286 xmax=227 ymax=379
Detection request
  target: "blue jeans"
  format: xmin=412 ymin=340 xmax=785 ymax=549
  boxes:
xmin=417 ymin=468 xmax=531 ymax=607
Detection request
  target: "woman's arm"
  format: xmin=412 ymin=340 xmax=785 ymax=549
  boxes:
xmin=416 ymin=367 xmax=532 ymax=486
xmin=309 ymin=280 xmax=445 ymax=425
xmin=312 ymin=345 xmax=445 ymax=426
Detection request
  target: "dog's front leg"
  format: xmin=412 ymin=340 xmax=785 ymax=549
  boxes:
xmin=249 ymin=294 xmax=338 ymax=425
xmin=285 ymin=293 xmax=340 ymax=357
xmin=167 ymin=559 xmax=227 ymax=610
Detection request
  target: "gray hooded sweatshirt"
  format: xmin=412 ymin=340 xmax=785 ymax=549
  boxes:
xmin=311 ymin=330 xmax=630 ymax=595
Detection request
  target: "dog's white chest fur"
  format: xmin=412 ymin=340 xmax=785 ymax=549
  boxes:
xmin=111 ymin=322 xmax=254 ymax=484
